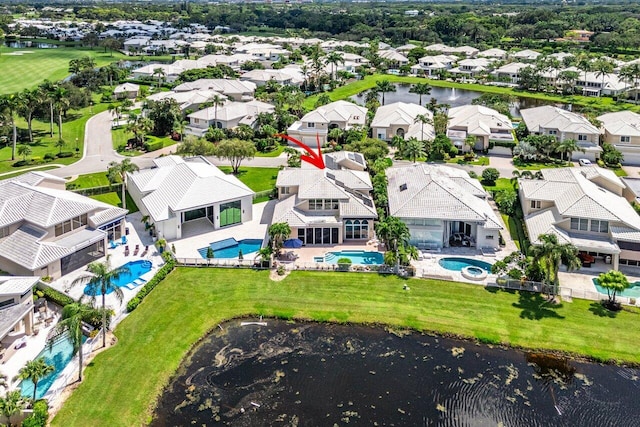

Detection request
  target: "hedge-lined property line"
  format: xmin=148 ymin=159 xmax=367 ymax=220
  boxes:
xmin=126 ymin=259 xmax=176 ymax=312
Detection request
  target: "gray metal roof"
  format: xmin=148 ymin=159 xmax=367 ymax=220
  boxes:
xmin=0 ymin=276 xmax=39 ymax=296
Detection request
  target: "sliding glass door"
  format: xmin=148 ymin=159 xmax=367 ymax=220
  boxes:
xmin=220 ymin=200 xmax=242 ymax=227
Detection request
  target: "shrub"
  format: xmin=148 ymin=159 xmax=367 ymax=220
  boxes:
xmin=13 ymin=160 xmax=29 ymax=167
xmin=43 ymin=153 xmax=55 ymax=161
xmin=493 ymin=140 xmax=517 ymax=149
xmin=277 ymin=265 xmax=286 ymax=276
xmin=37 ymin=285 xmax=74 ymax=308
xmin=126 ymin=259 xmax=176 ymax=312
xmin=482 ymin=168 xmax=500 ymax=185
xmin=57 ymin=151 xmax=74 ymax=158
xmin=337 ymin=257 xmax=352 ymax=271
xmin=144 ymin=140 xmax=163 ymax=152
xmin=508 ymin=268 xmax=524 ymax=280
xmin=337 ymin=258 xmax=352 ymax=265
xmin=21 ymin=399 xmax=48 ymax=427
xmin=468 ymin=170 xmax=478 ymax=179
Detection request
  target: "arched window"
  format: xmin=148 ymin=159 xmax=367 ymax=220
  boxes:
xmin=396 ymin=128 xmax=405 ymax=137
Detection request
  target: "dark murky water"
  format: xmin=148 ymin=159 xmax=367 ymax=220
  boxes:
xmin=151 ymin=320 xmax=640 ymax=426
xmin=350 ymin=84 xmax=558 ymax=118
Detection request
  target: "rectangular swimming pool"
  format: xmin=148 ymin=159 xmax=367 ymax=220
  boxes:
xmin=198 ymin=238 xmax=263 ymax=259
xmin=323 ymin=250 xmax=384 ymax=265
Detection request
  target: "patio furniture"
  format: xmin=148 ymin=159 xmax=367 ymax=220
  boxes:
xmin=14 ymin=337 xmax=27 ymax=349
xmin=121 ymin=235 xmax=128 ymax=245
xmin=141 ymin=245 xmax=149 ymax=256
xmin=578 ymin=252 xmax=595 ymax=267
xmin=125 ymin=245 xmax=130 ymax=256
xmin=134 ymin=244 xmax=140 ymax=256
xmin=110 ymin=240 xmax=117 ymax=249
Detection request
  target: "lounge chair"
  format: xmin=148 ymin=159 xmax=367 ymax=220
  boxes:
xmin=133 ymin=244 xmax=140 ymax=256
xmin=121 ymin=236 xmax=127 ymax=245
xmin=124 ymin=245 xmax=130 ymax=256
xmin=141 ymin=245 xmax=149 ymax=256
xmin=110 ymin=240 xmax=117 ymax=249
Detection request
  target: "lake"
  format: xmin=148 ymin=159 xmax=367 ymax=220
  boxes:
xmin=349 ymin=83 xmax=561 ymax=118
xmin=4 ymin=41 xmax=59 ymax=49
xmin=151 ymin=319 xmax=640 ymax=426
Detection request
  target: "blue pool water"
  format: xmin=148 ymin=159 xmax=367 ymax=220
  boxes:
xmin=593 ymin=278 xmax=640 ymax=298
xmin=84 ymin=260 xmax=152 ymax=296
xmin=439 ymin=257 xmax=493 ymax=272
xmin=198 ymin=238 xmax=263 ymax=259
xmin=324 ymin=251 xmax=384 ymax=265
xmin=20 ymin=334 xmax=86 ymax=400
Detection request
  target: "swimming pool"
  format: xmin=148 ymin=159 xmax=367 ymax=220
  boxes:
xmin=20 ymin=334 xmax=86 ymax=400
xmin=593 ymin=278 xmax=640 ymax=299
xmin=198 ymin=238 xmax=263 ymax=259
xmin=83 ymin=260 xmax=152 ymax=296
xmin=324 ymin=250 xmax=384 ymax=265
xmin=439 ymin=257 xmax=493 ymax=273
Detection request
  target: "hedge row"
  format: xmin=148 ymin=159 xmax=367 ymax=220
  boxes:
xmin=21 ymin=400 xmax=48 ymax=427
xmin=144 ymin=140 xmax=163 ymax=152
xmin=37 ymin=284 xmax=75 ymax=307
xmin=126 ymin=259 xmax=176 ymax=312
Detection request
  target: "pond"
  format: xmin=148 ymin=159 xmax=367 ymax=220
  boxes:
xmin=151 ymin=319 xmax=640 ymax=426
xmin=4 ymin=41 xmax=59 ymax=49
xmin=349 ymin=83 xmax=561 ymax=118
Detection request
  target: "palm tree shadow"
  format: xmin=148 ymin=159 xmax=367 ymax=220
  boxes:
xmin=512 ymin=291 xmax=565 ymax=320
xmin=588 ymin=301 xmax=617 ymax=318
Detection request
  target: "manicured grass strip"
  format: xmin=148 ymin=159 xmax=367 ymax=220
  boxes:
xmin=217 ymin=166 xmax=279 ymax=192
xmin=255 ymin=144 xmax=284 ymax=158
xmin=0 ymin=166 xmax=59 ymax=180
xmin=52 ymin=269 xmax=640 ymax=427
xmin=303 ymin=74 xmax=640 ymax=113
xmin=66 ymin=172 xmax=111 ymax=189
xmin=89 ymin=192 xmax=139 ymax=213
xmin=0 ymin=46 xmax=126 ymax=94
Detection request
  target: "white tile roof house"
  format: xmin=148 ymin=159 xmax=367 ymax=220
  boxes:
xmin=519 ymin=166 xmax=640 ymax=270
xmin=0 ymin=172 xmax=127 ymax=279
xmin=127 ymin=156 xmax=254 ymax=240
xmin=386 ymin=164 xmax=502 ymax=251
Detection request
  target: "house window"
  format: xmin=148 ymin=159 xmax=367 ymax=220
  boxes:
xmin=570 ymin=218 xmax=588 ymax=231
xmin=307 ymin=122 xmax=315 ymax=128
xmin=590 ymin=220 xmax=609 ymax=233
xmin=281 ymin=187 xmax=290 ymax=195
xmin=578 ymin=134 xmax=588 ymax=141
xmin=324 ymin=199 xmax=339 ymax=210
xmin=486 ymin=235 xmax=494 ymax=240
xmin=0 ymin=298 xmax=14 ymax=309
xmin=621 ymin=136 xmax=631 ymax=143
xmin=548 ymin=130 xmax=557 ymax=135
xmin=530 ymin=200 xmax=541 ymax=209
xmin=345 ymin=219 xmax=369 ymax=239
xmin=309 ymin=199 xmax=323 ymax=210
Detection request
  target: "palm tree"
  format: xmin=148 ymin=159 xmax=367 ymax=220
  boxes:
xmin=375 ymin=216 xmax=411 ymax=274
xmin=209 ymin=94 xmax=226 ymax=129
xmin=403 ymin=137 xmax=426 ymax=163
xmin=620 ymin=63 xmax=640 ymax=102
xmin=52 ymin=86 xmax=69 ymax=140
xmin=0 ymin=390 xmax=28 ymax=427
xmin=72 ymin=258 xmax=130 ymax=348
xmin=328 ymin=127 xmax=344 ymax=144
xmin=409 ymin=83 xmax=431 ymax=106
xmin=152 ymin=67 xmax=166 ymax=88
xmin=17 ymin=145 xmax=32 ymax=161
xmin=530 ymin=233 xmax=581 ymax=296
xmin=464 ymin=135 xmax=476 ymax=154
xmin=555 ymin=138 xmax=582 ymax=162
xmin=413 ymin=113 xmax=433 ymax=142
xmin=557 ymin=70 xmax=579 ymax=95
xmin=324 ymin=51 xmax=344 ymax=81
xmin=593 ymin=59 xmax=614 ymax=97
xmin=18 ymin=357 xmax=55 ymax=401
xmin=54 ymin=303 xmax=98 ymax=382
xmin=375 ymin=79 xmax=396 ymax=105
xmin=107 ymin=159 xmax=139 ymax=210
xmin=39 ymin=81 xmax=57 ymax=137
xmin=17 ymin=89 xmax=38 ymax=143
xmin=268 ymin=222 xmax=291 ymax=256
xmin=0 ymin=94 xmax=18 ymax=160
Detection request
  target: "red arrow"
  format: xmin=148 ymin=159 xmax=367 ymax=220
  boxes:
xmin=276 ymin=133 xmax=325 ymax=170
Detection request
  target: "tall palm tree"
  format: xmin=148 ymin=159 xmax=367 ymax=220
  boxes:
xmin=0 ymin=390 xmax=28 ymax=427
xmin=530 ymin=233 xmax=581 ymax=296
xmin=375 ymin=79 xmax=396 ymax=105
xmin=409 ymin=83 xmax=431 ymax=106
xmin=107 ymin=158 xmax=139 ymax=210
xmin=576 ymin=54 xmax=592 ymax=96
xmin=413 ymin=113 xmax=433 ymax=142
xmin=620 ymin=63 xmax=640 ymax=102
xmin=324 ymin=51 xmax=344 ymax=81
xmin=72 ymin=258 xmax=130 ymax=348
xmin=375 ymin=216 xmax=411 ymax=274
xmin=16 ymin=89 xmax=37 ymax=143
xmin=268 ymin=222 xmax=291 ymax=256
xmin=403 ymin=137 xmax=426 ymax=163
xmin=328 ymin=127 xmax=344 ymax=144
xmin=152 ymin=67 xmax=166 ymax=88
xmin=52 ymin=86 xmax=69 ymax=140
xmin=0 ymin=94 xmax=18 ymax=160
xmin=593 ymin=59 xmax=614 ymax=97
xmin=209 ymin=94 xmax=226 ymax=129
xmin=54 ymin=303 xmax=98 ymax=382
xmin=18 ymin=357 xmax=54 ymax=401
xmin=38 ymin=81 xmax=57 ymax=137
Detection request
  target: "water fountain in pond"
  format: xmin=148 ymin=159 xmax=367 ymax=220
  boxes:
xmin=448 ymin=88 xmax=458 ymax=101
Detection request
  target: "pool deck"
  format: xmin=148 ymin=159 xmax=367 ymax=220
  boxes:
xmin=171 ymin=200 xmax=273 ymax=259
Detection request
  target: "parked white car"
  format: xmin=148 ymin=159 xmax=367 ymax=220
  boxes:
xmin=578 ymin=158 xmax=592 ymax=166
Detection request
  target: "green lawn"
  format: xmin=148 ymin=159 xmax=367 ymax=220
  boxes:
xmin=90 ymin=192 xmax=139 ymax=213
xmin=514 ymin=161 xmax=570 ymax=170
xmin=446 ymin=155 xmax=490 ymax=166
xmin=53 ymin=268 xmax=640 ymax=427
xmin=217 ymin=166 xmax=279 ymax=192
xmin=303 ymin=74 xmax=640 ymax=113
xmin=0 ymin=99 xmax=109 ymax=175
xmin=255 ymin=144 xmax=284 ymax=158
xmin=65 ymin=171 xmax=110 ymax=189
xmin=0 ymin=165 xmax=59 ymax=180
xmin=0 ymin=46 xmax=126 ymax=94
xmin=613 ymin=168 xmax=628 ymax=177
xmin=481 ymin=177 xmax=513 ymax=193
xmin=112 ymin=128 xmax=176 ymax=156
